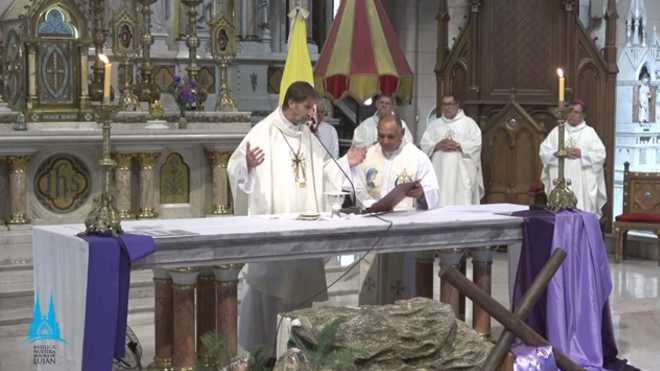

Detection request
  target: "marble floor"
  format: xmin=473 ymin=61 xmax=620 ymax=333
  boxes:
xmin=1 ymin=252 xmax=659 ymax=370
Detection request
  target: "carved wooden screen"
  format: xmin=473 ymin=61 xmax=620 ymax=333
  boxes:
xmin=437 ymin=0 xmax=617 ymax=223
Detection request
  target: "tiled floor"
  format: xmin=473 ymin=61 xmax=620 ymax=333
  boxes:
xmin=1 ymin=253 xmax=659 ymax=370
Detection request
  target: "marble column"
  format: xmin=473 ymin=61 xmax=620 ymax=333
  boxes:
xmin=169 ymin=268 xmax=199 ymax=371
xmin=138 ymin=153 xmax=159 ymax=218
xmin=196 ymin=268 xmax=216 ymax=367
xmin=148 ymin=269 xmax=174 ymax=371
xmin=207 ymin=151 xmax=232 ymax=215
xmin=436 ymin=249 xmax=464 ymax=318
xmin=471 ymin=247 xmax=494 ymax=336
xmin=7 ymin=155 xmax=31 ymax=224
xmin=214 ymin=264 xmax=243 ymax=364
xmin=114 ymin=153 xmax=134 ymax=219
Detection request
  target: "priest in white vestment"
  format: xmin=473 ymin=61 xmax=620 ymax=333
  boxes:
xmin=227 ymin=82 xmax=364 ymax=353
xmin=316 ymin=99 xmax=339 ymax=158
xmin=352 ymin=94 xmax=413 ymax=147
xmin=346 ymin=114 xmax=439 ymax=302
xmin=420 ymin=96 xmax=484 ymax=207
xmin=539 ymin=100 xmax=607 ymax=216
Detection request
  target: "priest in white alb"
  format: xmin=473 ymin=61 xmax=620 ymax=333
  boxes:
xmin=346 ymin=113 xmax=439 ymax=302
xmin=353 ymin=94 xmax=413 ymax=147
xmin=227 ymin=81 xmax=365 ymax=353
xmin=539 ymin=99 xmax=607 ymax=215
xmin=420 ymin=95 xmax=484 ymax=207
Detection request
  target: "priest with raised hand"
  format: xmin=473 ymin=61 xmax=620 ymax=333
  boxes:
xmin=227 ymin=81 xmax=365 ymax=353
xmin=420 ymin=95 xmax=484 ymax=207
xmin=352 ymin=93 xmax=414 ymax=147
xmin=539 ymin=99 xmax=607 ymax=215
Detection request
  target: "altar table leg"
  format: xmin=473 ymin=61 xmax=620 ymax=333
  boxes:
xmin=214 ymin=264 xmax=243 ymax=365
xmin=196 ymin=268 xmax=216 ymax=367
xmin=170 ymin=268 xmax=199 ymax=371
xmin=471 ymin=247 xmax=493 ymax=337
xmin=148 ymin=269 xmax=174 ymax=371
xmin=436 ymin=249 xmax=465 ymax=317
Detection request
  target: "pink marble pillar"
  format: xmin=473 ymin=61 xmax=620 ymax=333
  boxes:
xmin=471 ymin=247 xmax=494 ymax=336
xmin=113 ymin=153 xmax=135 ymax=219
xmin=147 ymin=269 xmax=174 ymax=371
xmin=214 ymin=264 xmax=243 ymax=365
xmin=196 ymin=268 xmax=216 ymax=367
xmin=436 ymin=249 xmax=464 ymax=317
xmin=169 ymin=268 xmax=199 ymax=371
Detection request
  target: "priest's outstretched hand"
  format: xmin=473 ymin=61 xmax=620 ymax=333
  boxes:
xmin=347 ymin=146 xmax=367 ymax=167
xmin=246 ymin=142 xmax=265 ymax=168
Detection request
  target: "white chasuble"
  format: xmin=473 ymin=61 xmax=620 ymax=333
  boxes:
xmin=344 ymin=142 xmax=439 ymax=305
xmin=420 ymin=110 xmax=484 ymax=207
xmin=352 ymin=114 xmax=414 ymax=147
xmin=539 ymin=121 xmax=607 ymax=216
xmin=227 ymin=108 xmax=347 ymax=351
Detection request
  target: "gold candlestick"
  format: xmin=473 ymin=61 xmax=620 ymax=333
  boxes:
xmin=83 ymin=103 xmax=123 ymax=235
xmin=547 ymin=103 xmax=577 ymax=210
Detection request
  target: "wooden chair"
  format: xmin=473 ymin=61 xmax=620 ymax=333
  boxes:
xmin=613 ymin=162 xmax=660 ymax=265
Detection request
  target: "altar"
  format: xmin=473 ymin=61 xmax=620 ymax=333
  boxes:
xmin=32 ymin=205 xmax=525 ymax=371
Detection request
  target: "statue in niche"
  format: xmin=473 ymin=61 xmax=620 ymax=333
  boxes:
xmin=217 ymin=29 xmax=228 ymax=51
xmin=638 ymin=72 xmax=652 ymax=123
xmin=119 ymin=24 xmax=133 ymax=49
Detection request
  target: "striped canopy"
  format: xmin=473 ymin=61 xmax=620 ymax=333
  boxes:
xmin=314 ymin=0 xmax=413 ymax=104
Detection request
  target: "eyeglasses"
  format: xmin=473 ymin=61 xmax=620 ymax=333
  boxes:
xmin=441 ymin=102 xmax=457 ymax=106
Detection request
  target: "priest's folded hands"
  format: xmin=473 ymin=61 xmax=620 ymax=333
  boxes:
xmin=435 ymin=138 xmax=461 ymax=152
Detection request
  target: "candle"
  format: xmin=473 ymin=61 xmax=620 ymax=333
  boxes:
xmin=557 ymin=68 xmax=565 ymax=104
xmin=99 ymin=54 xmax=111 ymax=104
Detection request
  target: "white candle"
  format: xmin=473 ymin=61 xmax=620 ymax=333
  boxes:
xmin=99 ymin=54 xmax=111 ymax=105
xmin=557 ymin=68 xmax=565 ymax=104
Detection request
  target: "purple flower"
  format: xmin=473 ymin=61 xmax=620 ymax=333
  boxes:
xmin=173 ymin=75 xmax=181 ymax=84
xmin=189 ymin=79 xmax=198 ymax=88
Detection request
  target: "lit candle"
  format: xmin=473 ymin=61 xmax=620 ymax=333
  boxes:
xmin=557 ymin=68 xmax=565 ymax=104
xmin=99 ymin=54 xmax=111 ymax=105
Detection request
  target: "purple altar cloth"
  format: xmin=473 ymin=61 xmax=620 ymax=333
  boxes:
xmin=79 ymin=234 xmax=155 ymax=371
xmin=512 ymin=209 xmax=638 ymax=371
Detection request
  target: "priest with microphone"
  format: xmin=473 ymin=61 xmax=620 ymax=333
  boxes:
xmin=228 ymin=81 xmax=365 ymax=353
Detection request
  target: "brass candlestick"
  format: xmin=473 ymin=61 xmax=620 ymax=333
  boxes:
xmin=182 ymin=0 xmax=202 ymax=82
xmin=210 ymin=3 xmax=238 ymax=112
xmin=136 ymin=0 xmax=160 ymax=103
xmin=119 ymin=53 xmax=140 ymax=111
xmin=83 ymin=104 xmax=123 ymax=235
xmin=547 ymin=103 xmax=578 ymax=210
xmin=89 ymin=0 xmax=107 ymax=102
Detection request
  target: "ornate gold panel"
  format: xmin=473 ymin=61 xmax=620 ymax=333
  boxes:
xmin=160 ymin=153 xmax=190 ymax=204
xmin=34 ymin=154 xmax=91 ymax=213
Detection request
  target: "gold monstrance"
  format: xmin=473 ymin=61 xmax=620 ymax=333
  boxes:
xmin=83 ymin=55 xmax=123 ymax=236
xmin=547 ymin=68 xmax=577 ymax=210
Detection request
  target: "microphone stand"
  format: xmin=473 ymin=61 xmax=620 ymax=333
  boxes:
xmin=310 ymin=125 xmax=363 ymax=214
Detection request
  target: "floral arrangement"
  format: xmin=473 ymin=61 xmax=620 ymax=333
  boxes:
xmin=170 ymin=75 xmax=207 ymax=114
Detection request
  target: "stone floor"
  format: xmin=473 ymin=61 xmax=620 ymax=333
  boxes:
xmin=1 ymin=252 xmax=659 ymax=370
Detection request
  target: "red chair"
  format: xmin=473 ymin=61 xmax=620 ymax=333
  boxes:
xmin=613 ymin=162 xmax=660 ymax=265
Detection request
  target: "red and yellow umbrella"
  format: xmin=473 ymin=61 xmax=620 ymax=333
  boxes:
xmin=314 ymin=0 xmax=413 ymax=104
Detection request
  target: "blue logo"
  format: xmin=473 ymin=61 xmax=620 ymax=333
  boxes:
xmin=26 ymin=292 xmax=66 ymax=343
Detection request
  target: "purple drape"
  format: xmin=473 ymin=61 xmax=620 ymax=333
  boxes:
xmin=79 ymin=234 xmax=155 ymax=371
xmin=512 ymin=209 xmax=638 ymax=371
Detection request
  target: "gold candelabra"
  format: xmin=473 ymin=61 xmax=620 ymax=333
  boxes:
xmin=547 ymin=102 xmax=578 ymax=210
xmin=118 ymin=53 xmax=140 ymax=111
xmin=83 ymin=104 xmax=123 ymax=235
xmin=89 ymin=0 xmax=108 ymax=102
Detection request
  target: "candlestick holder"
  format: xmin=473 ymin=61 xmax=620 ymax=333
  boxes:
xmin=547 ymin=103 xmax=577 ymax=211
xmin=82 ymin=104 xmax=123 ymax=236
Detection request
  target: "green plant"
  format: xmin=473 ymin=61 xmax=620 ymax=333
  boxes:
xmin=291 ymin=318 xmax=364 ymax=370
xmin=248 ymin=347 xmax=273 ymax=371
xmin=195 ymin=331 xmax=227 ymax=371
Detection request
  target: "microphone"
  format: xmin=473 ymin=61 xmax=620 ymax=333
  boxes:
xmin=310 ymin=125 xmax=363 ymax=214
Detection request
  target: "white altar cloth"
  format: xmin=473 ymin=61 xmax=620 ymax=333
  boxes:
xmin=31 ymin=204 xmax=525 ymax=370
